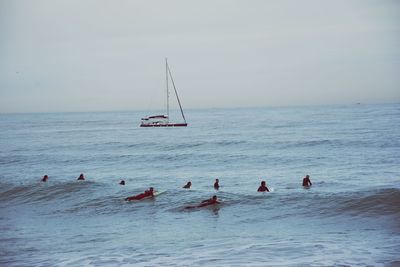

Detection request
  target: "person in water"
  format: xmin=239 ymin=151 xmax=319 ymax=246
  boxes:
xmin=183 ymin=181 xmax=192 ymax=189
xmin=41 ymin=175 xmax=48 ymax=182
xmin=125 ymin=187 xmax=154 ymax=201
xmin=77 ymin=173 xmax=85 ymax=180
xmin=257 ymin=181 xmax=270 ymax=192
xmin=302 ymin=175 xmax=312 ymax=187
xmin=185 ymin=195 xmax=220 ymax=209
xmin=198 ymin=195 xmax=220 ymax=207
xmin=119 ymin=180 xmax=125 ymax=185
xmin=214 ymin=179 xmax=220 ymax=190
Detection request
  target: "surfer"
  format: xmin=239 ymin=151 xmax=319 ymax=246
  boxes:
xmin=77 ymin=173 xmax=85 ymax=180
xmin=257 ymin=181 xmax=270 ymax=192
xmin=183 ymin=181 xmax=192 ymax=189
xmin=119 ymin=180 xmax=125 ymax=185
xmin=302 ymin=175 xmax=312 ymax=187
xmin=41 ymin=175 xmax=48 ymax=182
xmin=199 ymin=195 xmax=220 ymax=207
xmin=185 ymin=195 xmax=220 ymax=209
xmin=214 ymin=179 xmax=220 ymax=190
xmin=125 ymin=187 xmax=154 ymax=201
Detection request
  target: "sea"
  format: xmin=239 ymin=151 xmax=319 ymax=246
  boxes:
xmin=0 ymin=104 xmax=399 ymax=267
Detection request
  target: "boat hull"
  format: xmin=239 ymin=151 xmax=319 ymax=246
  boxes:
xmin=140 ymin=123 xmax=188 ymax=127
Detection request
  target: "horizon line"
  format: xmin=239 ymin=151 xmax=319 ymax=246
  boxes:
xmin=1 ymin=101 xmax=399 ymax=115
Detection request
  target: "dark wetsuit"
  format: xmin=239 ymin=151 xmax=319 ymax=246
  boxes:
xmin=302 ymin=177 xmax=312 ymax=186
xmin=214 ymin=182 xmax=219 ymax=190
xmin=257 ymin=185 xmax=270 ymax=192
xmin=198 ymin=199 xmax=219 ymax=207
xmin=125 ymin=190 xmax=153 ymax=201
xmin=185 ymin=198 xmax=220 ymax=209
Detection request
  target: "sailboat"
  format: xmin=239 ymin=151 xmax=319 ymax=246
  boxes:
xmin=140 ymin=58 xmax=188 ymax=127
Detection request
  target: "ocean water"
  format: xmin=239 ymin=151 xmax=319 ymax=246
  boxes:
xmin=0 ymin=104 xmax=399 ymax=266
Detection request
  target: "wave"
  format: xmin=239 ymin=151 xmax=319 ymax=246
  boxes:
xmin=275 ymin=188 xmax=400 ymax=218
xmin=214 ymin=140 xmax=247 ymax=146
xmin=273 ymin=139 xmax=373 ymax=150
xmin=201 ymin=187 xmax=400 ymax=218
xmin=335 ymin=188 xmax=400 ymax=216
xmin=0 ymin=155 xmax=27 ymax=165
xmin=1 ymin=180 xmax=399 ymax=219
xmin=0 ymin=181 xmax=101 ymax=204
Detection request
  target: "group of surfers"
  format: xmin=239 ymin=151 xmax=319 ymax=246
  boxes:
xmin=41 ymin=173 xmax=312 ymax=208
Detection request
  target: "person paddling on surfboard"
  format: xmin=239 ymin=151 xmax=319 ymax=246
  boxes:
xmin=119 ymin=180 xmax=125 ymax=185
xmin=198 ymin=195 xmax=220 ymax=207
xmin=41 ymin=175 xmax=48 ymax=182
xmin=302 ymin=175 xmax=312 ymax=187
xmin=214 ymin=179 xmax=220 ymax=190
xmin=257 ymin=181 xmax=270 ymax=192
xmin=77 ymin=173 xmax=85 ymax=180
xmin=125 ymin=187 xmax=154 ymax=201
xmin=185 ymin=195 xmax=220 ymax=209
xmin=183 ymin=181 xmax=191 ymax=189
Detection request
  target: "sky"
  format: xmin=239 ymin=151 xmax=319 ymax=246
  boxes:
xmin=0 ymin=0 xmax=399 ymax=113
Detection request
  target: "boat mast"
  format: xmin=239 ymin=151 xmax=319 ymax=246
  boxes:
xmin=166 ymin=58 xmax=169 ymax=121
xmin=167 ymin=62 xmax=187 ymax=124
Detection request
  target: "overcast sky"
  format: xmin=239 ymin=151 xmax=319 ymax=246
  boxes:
xmin=1 ymin=0 xmax=399 ymax=113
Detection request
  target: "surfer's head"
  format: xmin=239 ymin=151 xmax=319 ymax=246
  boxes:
xmin=42 ymin=175 xmax=48 ymax=182
xmin=261 ymin=181 xmax=266 ymax=186
xmin=212 ymin=195 xmax=217 ymax=201
xmin=149 ymin=187 xmax=154 ymax=192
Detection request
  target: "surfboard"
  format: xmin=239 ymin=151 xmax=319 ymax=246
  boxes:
xmin=139 ymin=190 xmax=166 ymax=200
xmin=154 ymin=190 xmax=166 ymax=197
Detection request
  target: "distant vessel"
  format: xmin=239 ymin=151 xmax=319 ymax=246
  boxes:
xmin=140 ymin=58 xmax=188 ymax=127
